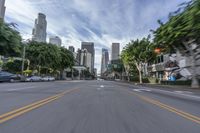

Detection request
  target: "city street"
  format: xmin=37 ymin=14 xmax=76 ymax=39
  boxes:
xmin=0 ymin=80 xmax=200 ymax=133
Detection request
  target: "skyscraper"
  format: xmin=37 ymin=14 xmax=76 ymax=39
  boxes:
xmin=32 ymin=13 xmax=47 ymax=42
xmin=0 ymin=0 xmax=6 ymax=20
xmin=75 ymin=49 xmax=82 ymax=66
xmin=49 ymin=36 xmax=62 ymax=47
xmin=68 ymin=46 xmax=75 ymax=53
xmin=101 ymin=48 xmax=109 ymax=75
xmin=111 ymin=43 xmax=120 ymax=60
xmin=68 ymin=46 xmax=77 ymax=59
xmin=80 ymin=49 xmax=92 ymax=73
xmin=81 ymin=42 xmax=95 ymax=72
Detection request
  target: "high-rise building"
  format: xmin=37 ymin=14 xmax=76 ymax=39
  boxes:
xmin=49 ymin=36 xmax=61 ymax=47
xmin=81 ymin=42 xmax=95 ymax=72
xmin=111 ymin=43 xmax=120 ymax=60
xmin=69 ymin=46 xmax=75 ymax=53
xmin=32 ymin=13 xmax=47 ymax=42
xmin=80 ymin=49 xmax=92 ymax=73
xmin=0 ymin=0 xmax=6 ymax=20
xmin=68 ymin=46 xmax=76 ymax=60
xmin=75 ymin=49 xmax=82 ymax=66
xmin=94 ymin=68 xmax=97 ymax=77
xmin=101 ymin=48 xmax=109 ymax=75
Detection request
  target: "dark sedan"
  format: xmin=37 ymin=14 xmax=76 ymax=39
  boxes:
xmin=0 ymin=71 xmax=21 ymax=82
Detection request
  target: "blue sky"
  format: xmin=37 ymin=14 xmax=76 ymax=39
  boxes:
xmin=5 ymin=0 xmax=189 ymax=72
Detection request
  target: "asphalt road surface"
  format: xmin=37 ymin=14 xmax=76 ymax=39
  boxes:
xmin=0 ymin=80 xmax=200 ymax=133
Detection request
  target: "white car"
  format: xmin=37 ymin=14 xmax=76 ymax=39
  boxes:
xmin=25 ymin=76 xmax=42 ymax=82
xmin=42 ymin=76 xmax=55 ymax=81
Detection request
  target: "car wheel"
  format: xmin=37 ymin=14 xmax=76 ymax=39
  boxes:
xmin=10 ymin=79 xmax=15 ymax=83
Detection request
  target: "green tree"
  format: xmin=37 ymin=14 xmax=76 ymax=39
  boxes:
xmin=0 ymin=21 xmax=22 ymax=57
xmin=121 ymin=50 xmax=132 ymax=81
xmin=26 ymin=41 xmax=61 ymax=72
xmin=26 ymin=41 xmax=74 ymax=78
xmin=0 ymin=59 xmax=3 ymax=68
xmin=121 ymin=37 xmax=156 ymax=83
xmin=59 ymin=47 xmax=74 ymax=79
xmin=153 ymin=0 xmax=200 ymax=88
xmin=82 ymin=68 xmax=92 ymax=78
xmin=59 ymin=47 xmax=74 ymax=70
xmin=2 ymin=59 xmax=28 ymax=74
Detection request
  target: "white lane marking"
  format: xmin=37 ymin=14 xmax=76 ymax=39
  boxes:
xmin=72 ymin=80 xmax=85 ymax=82
xmin=133 ymin=89 xmax=142 ymax=92
xmin=133 ymin=87 xmax=200 ymax=100
xmin=174 ymin=91 xmax=184 ymax=94
xmin=132 ymin=89 xmax=151 ymax=92
xmin=100 ymin=85 xmax=104 ymax=88
xmin=56 ymin=80 xmax=84 ymax=83
xmin=7 ymin=86 xmax=36 ymax=91
xmin=89 ymin=85 xmax=114 ymax=88
xmin=133 ymin=86 xmax=200 ymax=100
xmin=153 ymin=89 xmax=200 ymax=100
xmin=174 ymin=91 xmax=193 ymax=94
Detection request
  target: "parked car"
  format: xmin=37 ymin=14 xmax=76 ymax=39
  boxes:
xmin=0 ymin=71 xmax=21 ymax=82
xmin=25 ymin=76 xmax=42 ymax=82
xmin=42 ymin=76 xmax=55 ymax=81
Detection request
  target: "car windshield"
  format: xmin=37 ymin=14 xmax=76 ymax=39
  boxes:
xmin=0 ymin=0 xmax=200 ymax=133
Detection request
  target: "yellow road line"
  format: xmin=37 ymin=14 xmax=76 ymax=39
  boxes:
xmin=0 ymin=95 xmax=58 ymax=119
xmin=0 ymin=89 xmax=76 ymax=119
xmin=0 ymin=95 xmax=61 ymax=124
xmin=128 ymin=91 xmax=200 ymax=125
xmin=0 ymin=88 xmax=78 ymax=124
xmin=140 ymin=95 xmax=200 ymax=121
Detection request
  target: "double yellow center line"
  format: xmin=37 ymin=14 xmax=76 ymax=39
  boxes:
xmin=129 ymin=91 xmax=200 ymax=125
xmin=0 ymin=88 xmax=79 ymax=124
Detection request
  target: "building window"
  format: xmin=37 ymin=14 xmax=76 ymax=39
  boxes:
xmin=160 ymin=55 xmax=164 ymax=63
xmin=157 ymin=55 xmax=164 ymax=63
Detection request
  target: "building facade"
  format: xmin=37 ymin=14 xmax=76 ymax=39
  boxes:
xmin=32 ymin=13 xmax=47 ymax=42
xmin=94 ymin=68 xmax=97 ymax=77
xmin=0 ymin=0 xmax=6 ymax=20
xmin=75 ymin=49 xmax=82 ymax=66
xmin=69 ymin=46 xmax=75 ymax=53
xmin=80 ymin=49 xmax=92 ymax=73
xmin=68 ymin=46 xmax=76 ymax=60
xmin=147 ymin=51 xmax=200 ymax=81
xmin=111 ymin=43 xmax=120 ymax=61
xmin=81 ymin=42 xmax=95 ymax=73
xmin=101 ymin=48 xmax=109 ymax=75
xmin=49 ymin=36 xmax=62 ymax=47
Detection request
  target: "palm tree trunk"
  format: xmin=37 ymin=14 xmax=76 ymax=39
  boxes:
xmin=139 ymin=70 xmax=142 ymax=84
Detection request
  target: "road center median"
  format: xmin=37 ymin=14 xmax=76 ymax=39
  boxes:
xmin=0 ymin=88 xmax=79 ymax=124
